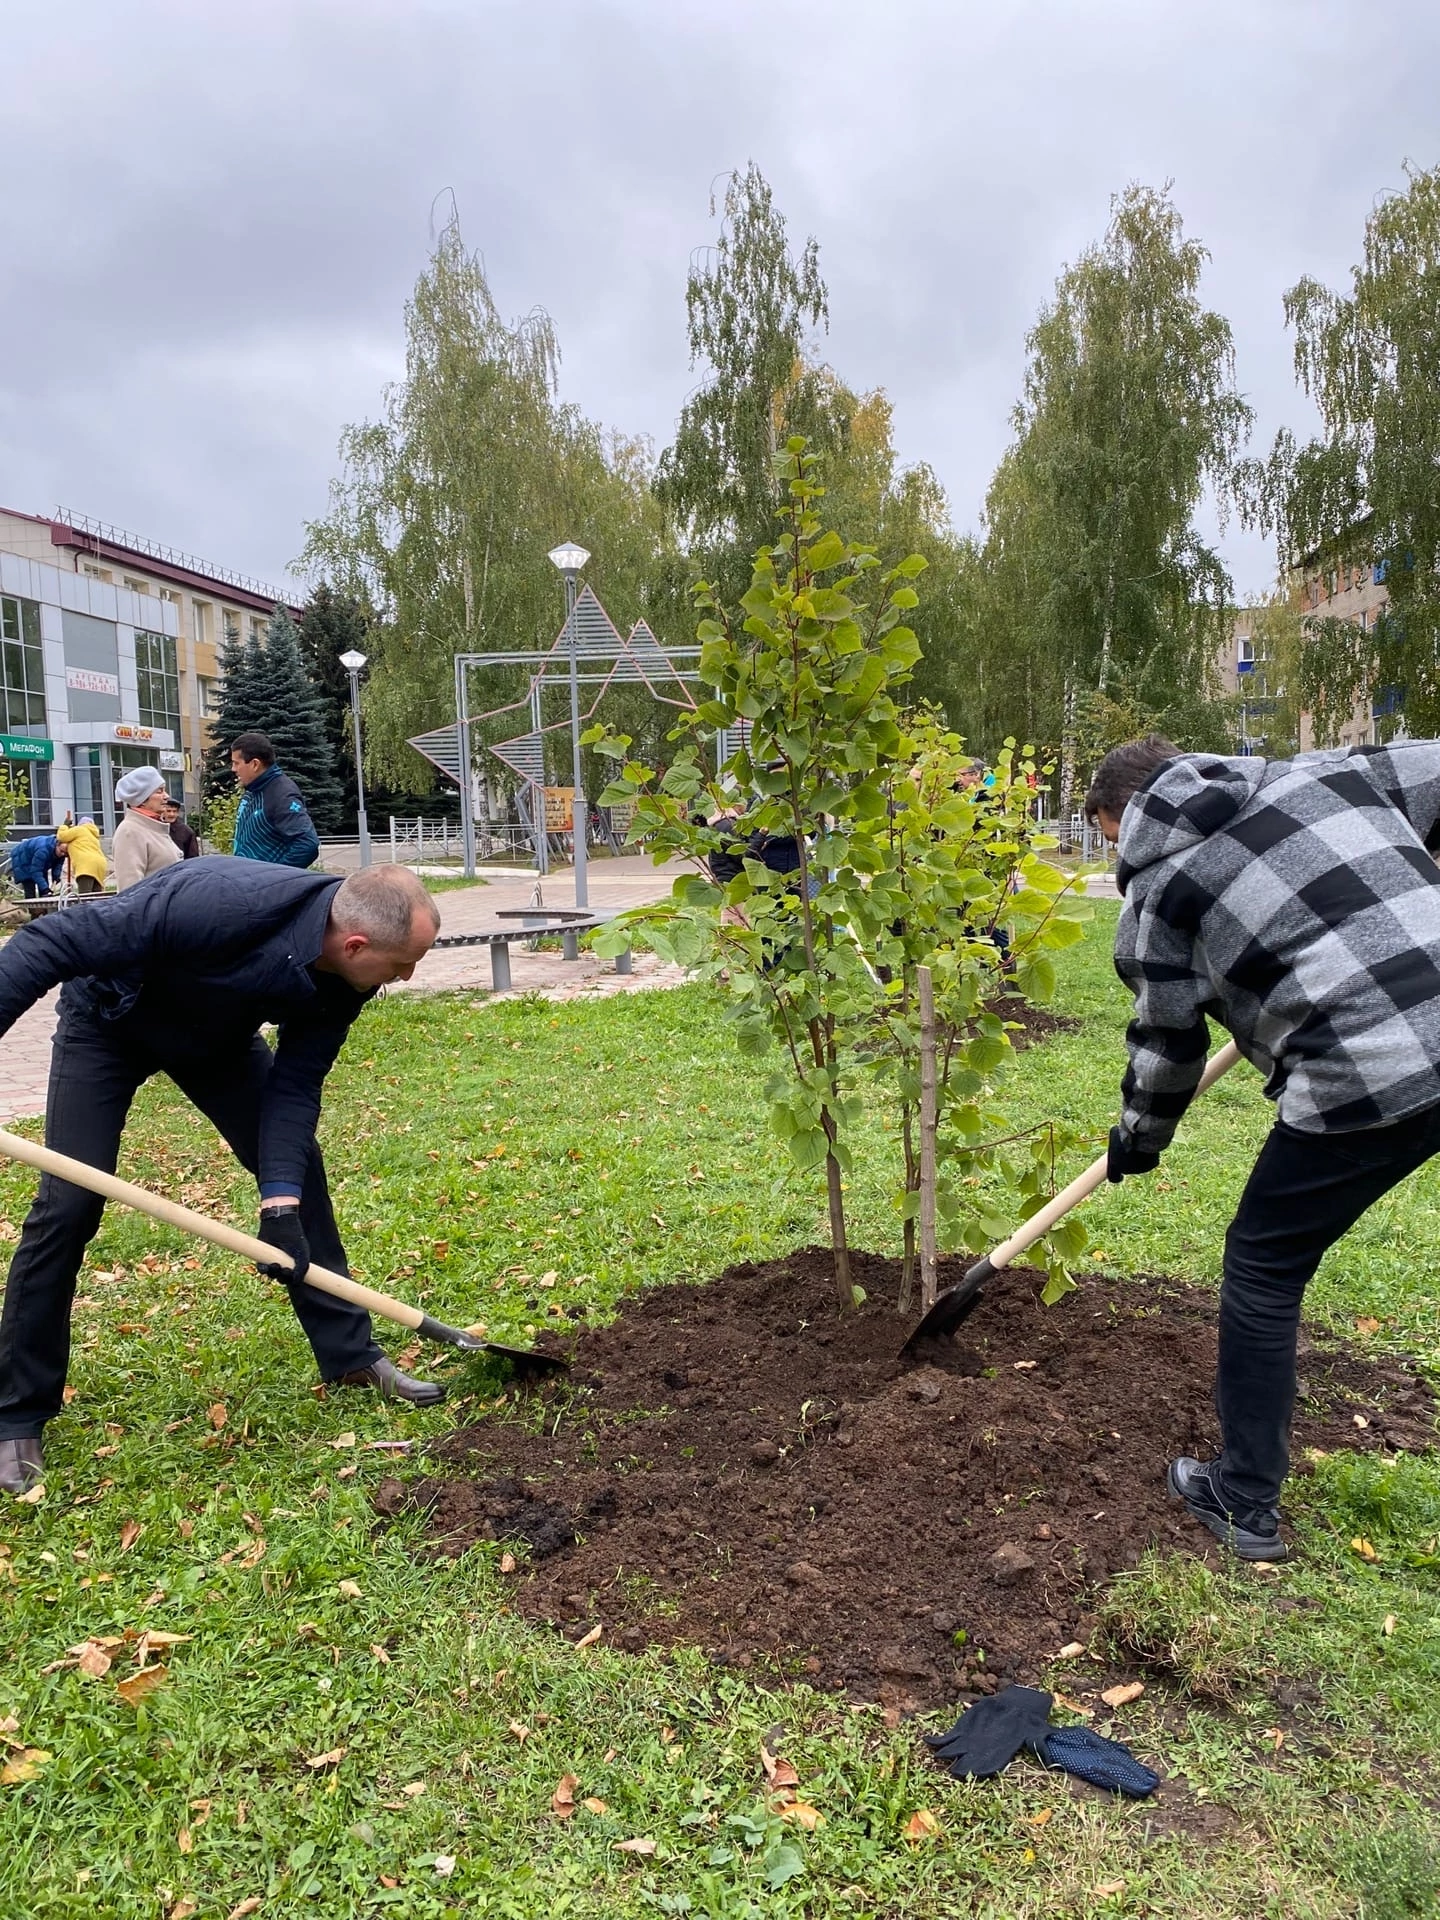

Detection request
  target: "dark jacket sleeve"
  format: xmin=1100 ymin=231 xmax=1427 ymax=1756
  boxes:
xmin=1111 ymin=891 xmax=1214 ymax=1155
xmin=263 ymin=778 xmax=320 ymax=869
xmin=257 ymin=1012 xmax=355 ymax=1195
xmin=0 ymin=887 xmax=170 ymax=1039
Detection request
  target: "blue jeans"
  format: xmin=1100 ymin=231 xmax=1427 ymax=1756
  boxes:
xmin=1215 ymin=1105 xmax=1440 ymax=1513
xmin=0 ymin=1008 xmax=380 ymax=1437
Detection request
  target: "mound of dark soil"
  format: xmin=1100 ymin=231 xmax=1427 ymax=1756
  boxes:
xmin=390 ymin=1250 xmax=1434 ymax=1710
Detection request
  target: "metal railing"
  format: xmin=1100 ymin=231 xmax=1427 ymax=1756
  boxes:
xmin=387 ymin=816 xmax=533 ymax=863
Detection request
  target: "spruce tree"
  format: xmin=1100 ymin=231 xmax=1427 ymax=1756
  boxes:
xmin=203 ymin=620 xmax=264 ymax=798
xmin=298 ymin=582 xmax=367 ymax=781
xmin=245 ymin=607 xmax=345 ymax=833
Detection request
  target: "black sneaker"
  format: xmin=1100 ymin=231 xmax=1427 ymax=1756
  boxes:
xmin=1167 ymin=1456 xmax=1289 ymax=1562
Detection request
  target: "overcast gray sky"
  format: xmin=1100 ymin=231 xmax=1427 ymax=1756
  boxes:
xmin=3 ymin=0 xmax=1436 ymax=603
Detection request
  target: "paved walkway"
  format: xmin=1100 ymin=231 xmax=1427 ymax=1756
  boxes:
xmin=0 ymin=856 xmax=689 ymax=1125
xmin=0 ymin=855 xmax=1119 ymax=1125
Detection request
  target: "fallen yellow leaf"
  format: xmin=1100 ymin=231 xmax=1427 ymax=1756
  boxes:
xmin=582 ymin=1796 xmax=608 ymax=1815
xmin=115 ymin=1665 xmax=167 ymax=1706
xmin=208 ymin=1403 xmax=227 ymax=1430
xmin=572 ymin=1623 xmax=602 ymax=1650
xmin=1383 ymin=1614 xmax=1398 ymax=1636
xmin=370 ymin=1643 xmax=391 ymax=1665
xmin=14 ymin=1483 xmax=44 ymax=1506
xmin=177 ymin=1825 xmax=193 ymax=1854
xmin=401 ymin=1780 xmax=426 ymax=1798
xmin=1351 ymin=1537 xmax=1378 ymax=1562
xmin=552 ymin=1773 xmax=579 ymax=1817
xmin=614 ymin=1837 xmax=657 ymax=1855
xmin=330 ymin=1431 xmax=357 ymax=1450
xmin=903 ymin=1809 xmax=940 ymax=1843
xmin=1030 ymin=1807 xmax=1054 ymax=1825
xmin=508 ymin=1721 xmax=530 ymax=1743
xmin=1097 ymin=1881 xmax=1126 ymax=1899
xmin=226 ymin=1901 xmax=263 ymax=1920
xmin=778 ymin=1798 xmax=825 ymax=1830
xmin=168 ymin=1900 xmax=199 ymax=1920
xmin=337 ymin=1579 xmax=363 ymax=1599
xmin=305 ymin=1748 xmax=345 ymax=1770
xmin=1100 ymin=1681 xmax=1144 ymax=1710
xmin=499 ymin=1552 xmax=517 ymax=1574
xmin=1057 ymin=1641 xmax=1086 ymax=1659
xmin=0 ymin=1748 xmax=51 ymax=1785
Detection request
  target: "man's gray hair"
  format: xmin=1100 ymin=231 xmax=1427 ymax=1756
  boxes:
xmin=330 ymin=866 xmax=441 ymax=948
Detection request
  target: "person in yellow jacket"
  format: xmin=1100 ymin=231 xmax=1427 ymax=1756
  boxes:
xmin=56 ymin=816 xmax=108 ymax=893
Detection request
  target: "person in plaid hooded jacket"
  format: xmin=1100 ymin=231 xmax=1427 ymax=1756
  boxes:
xmin=1087 ymin=733 xmax=1440 ymax=1561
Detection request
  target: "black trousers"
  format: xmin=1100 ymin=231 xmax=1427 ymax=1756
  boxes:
xmin=1215 ymin=1104 xmax=1440 ymax=1514
xmin=0 ymin=1006 xmax=381 ymax=1438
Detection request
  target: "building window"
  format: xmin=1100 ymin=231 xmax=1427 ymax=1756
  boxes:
xmin=82 ymin=562 xmax=112 ymax=582
xmin=249 ymin=617 xmax=266 ymax=644
xmin=8 ymin=763 xmax=53 ymax=827
xmin=192 ymin=601 xmax=211 ymax=645
xmin=197 ymin=676 xmax=220 ymax=718
xmin=1237 ymin=636 xmax=1256 ymax=665
xmin=0 ymin=594 xmax=47 ymax=736
xmin=135 ymin=631 xmax=181 ymax=736
xmin=159 ymin=587 xmax=178 ymax=604
xmin=71 ymin=745 xmax=104 ymax=822
xmin=223 ymin=613 xmax=241 ymax=648
xmin=122 ymin=576 xmax=149 ymax=595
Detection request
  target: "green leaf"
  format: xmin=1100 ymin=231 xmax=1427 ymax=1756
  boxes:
xmin=806 ymin=530 xmax=846 ymax=571
xmin=764 ymin=1844 xmax=806 ymax=1889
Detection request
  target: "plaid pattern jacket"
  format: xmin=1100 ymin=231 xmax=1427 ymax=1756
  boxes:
xmin=1113 ymin=742 xmax=1440 ymax=1153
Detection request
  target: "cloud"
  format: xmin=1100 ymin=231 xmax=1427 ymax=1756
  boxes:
xmin=2 ymin=0 xmax=1436 ymax=597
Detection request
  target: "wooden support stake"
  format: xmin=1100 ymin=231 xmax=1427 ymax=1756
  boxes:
xmin=917 ymin=964 xmax=939 ymax=1312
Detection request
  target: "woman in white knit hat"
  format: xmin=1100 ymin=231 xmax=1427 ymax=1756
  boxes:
xmin=112 ymin=766 xmax=183 ymax=891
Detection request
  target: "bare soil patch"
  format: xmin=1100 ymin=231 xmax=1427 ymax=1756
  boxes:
xmin=386 ymin=1250 xmax=1434 ymax=1711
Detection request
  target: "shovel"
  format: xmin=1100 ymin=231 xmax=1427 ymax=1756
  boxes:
xmin=899 ymin=1040 xmax=1242 ymax=1356
xmin=0 ymin=1127 xmax=567 ymax=1379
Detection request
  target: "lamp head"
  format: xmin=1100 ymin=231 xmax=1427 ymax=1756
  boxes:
xmin=547 ymin=541 xmax=591 ymax=576
xmin=338 ymin=649 xmax=368 ymax=674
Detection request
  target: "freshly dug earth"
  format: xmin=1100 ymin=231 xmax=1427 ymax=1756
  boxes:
xmin=390 ymin=1251 xmax=1435 ymax=1711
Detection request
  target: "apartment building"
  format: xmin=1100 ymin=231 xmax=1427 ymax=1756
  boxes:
xmin=0 ymin=509 xmax=297 ymax=833
xmin=1219 ymin=555 xmax=1393 ymax=755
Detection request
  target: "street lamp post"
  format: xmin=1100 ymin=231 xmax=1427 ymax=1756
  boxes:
xmin=547 ymin=541 xmax=591 ymax=909
xmin=338 ymin=648 xmax=371 ymax=868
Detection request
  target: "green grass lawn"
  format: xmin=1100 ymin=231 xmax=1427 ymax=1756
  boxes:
xmin=1 ymin=912 xmax=1438 ymax=1918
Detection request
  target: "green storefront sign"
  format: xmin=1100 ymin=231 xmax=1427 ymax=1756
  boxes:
xmin=0 ymin=734 xmax=54 ymax=763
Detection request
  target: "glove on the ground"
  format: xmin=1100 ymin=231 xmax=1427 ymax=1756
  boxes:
xmin=255 ymin=1207 xmax=312 ymax=1285
xmin=1031 ymin=1724 xmax=1159 ymax=1798
xmin=925 ymin=1686 xmax=1054 ymax=1779
xmin=1107 ymin=1126 xmax=1161 ymax=1184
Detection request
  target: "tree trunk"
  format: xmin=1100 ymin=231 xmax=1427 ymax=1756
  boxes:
xmin=1057 ymin=678 xmax=1078 ymax=852
xmin=823 ymin=1137 xmax=852 ymax=1311
xmin=899 ymin=1104 xmax=918 ymax=1313
xmin=917 ymin=965 xmax=939 ymax=1313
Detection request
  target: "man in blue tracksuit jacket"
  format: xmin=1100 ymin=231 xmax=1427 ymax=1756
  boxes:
xmin=9 ymin=833 xmax=66 ymax=899
xmin=230 ymin=730 xmax=320 ymax=867
xmin=0 ymin=858 xmax=442 ymax=1494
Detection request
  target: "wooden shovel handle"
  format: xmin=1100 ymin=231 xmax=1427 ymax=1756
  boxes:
xmin=0 ymin=1125 xmax=425 ymax=1332
xmin=982 ymin=1040 xmax=1242 ymax=1275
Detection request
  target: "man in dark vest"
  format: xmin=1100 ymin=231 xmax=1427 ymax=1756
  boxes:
xmin=0 ymin=860 xmax=443 ymax=1494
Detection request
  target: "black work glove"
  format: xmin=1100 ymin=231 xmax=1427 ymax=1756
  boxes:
xmin=255 ymin=1206 xmax=311 ymax=1284
xmin=1030 ymin=1724 xmax=1159 ymax=1798
xmin=925 ymin=1685 xmax=1054 ymax=1780
xmin=1107 ymin=1126 xmax=1161 ymax=1185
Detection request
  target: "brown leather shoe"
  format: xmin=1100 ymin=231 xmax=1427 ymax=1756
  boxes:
xmin=333 ymin=1356 xmax=445 ymax=1406
xmin=0 ymin=1437 xmax=44 ymax=1495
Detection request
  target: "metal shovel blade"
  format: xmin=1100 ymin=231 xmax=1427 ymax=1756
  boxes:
xmin=418 ymin=1315 xmax=569 ymax=1377
xmin=898 ymin=1257 xmax=993 ymax=1357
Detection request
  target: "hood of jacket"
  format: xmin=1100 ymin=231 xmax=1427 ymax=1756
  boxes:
xmin=1115 ymin=754 xmax=1270 ymax=892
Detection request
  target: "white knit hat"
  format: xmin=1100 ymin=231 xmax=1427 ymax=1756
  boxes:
xmin=115 ymin=765 xmax=165 ymax=808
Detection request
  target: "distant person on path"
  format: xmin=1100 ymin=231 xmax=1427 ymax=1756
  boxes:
xmin=56 ymin=816 xmax=107 ymax=894
xmin=1090 ymin=734 xmax=1440 ymax=1562
xmin=8 ymin=833 xmax=65 ymax=900
xmin=162 ymin=797 xmax=201 ymax=860
xmin=0 ymin=861 xmax=444 ymax=1495
xmin=111 ymin=767 xmax=183 ymax=891
xmin=231 ymin=731 xmax=319 ymax=868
